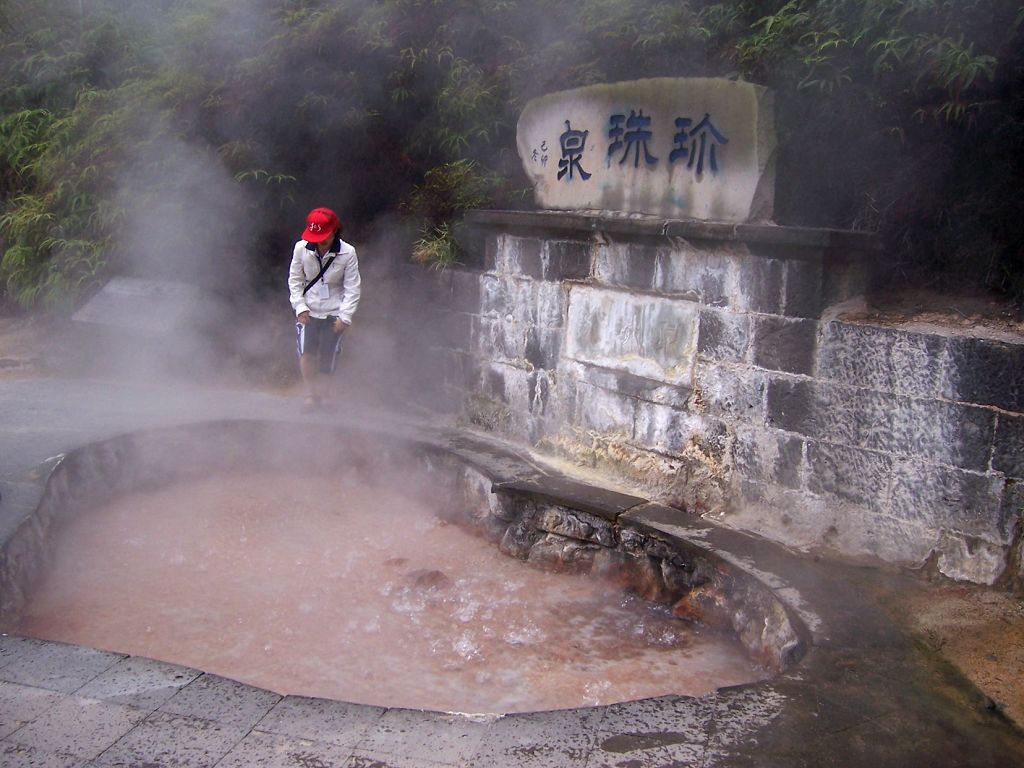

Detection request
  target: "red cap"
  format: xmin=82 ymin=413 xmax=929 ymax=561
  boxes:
xmin=302 ymin=207 xmax=340 ymax=243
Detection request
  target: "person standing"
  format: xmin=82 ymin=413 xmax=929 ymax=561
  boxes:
xmin=288 ymin=207 xmax=361 ymax=412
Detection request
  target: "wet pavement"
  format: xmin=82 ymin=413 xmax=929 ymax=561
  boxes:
xmin=1 ymin=376 xmax=1024 ymax=767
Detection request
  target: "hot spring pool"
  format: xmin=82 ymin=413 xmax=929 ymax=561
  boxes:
xmin=0 ymin=420 xmax=805 ymax=715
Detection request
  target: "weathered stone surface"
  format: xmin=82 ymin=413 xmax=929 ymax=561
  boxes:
xmin=526 ymin=532 xmax=600 ymax=571
xmin=565 ymin=284 xmax=699 ymax=385
xmin=732 ymin=426 xmax=804 ymax=490
xmin=517 ymin=77 xmax=776 ymax=221
xmin=935 ymin=530 xmax=1011 ymax=585
xmin=781 ymin=257 xmax=824 ymax=318
xmin=499 ymin=520 xmax=539 ymax=559
xmin=546 ymin=240 xmax=592 ymax=281
xmin=889 ymin=460 xmax=1006 ymax=538
xmin=535 ymin=505 xmax=616 ymax=547
xmin=564 ymin=359 xmax=692 ymax=409
xmin=751 ymin=316 xmax=817 ymax=375
xmin=888 ymin=398 xmax=995 ymax=472
xmin=765 ymin=377 xmax=815 ymax=435
xmin=993 ymin=414 xmax=1024 ymax=478
xmin=564 ymin=376 xmax=637 ymax=434
xmin=697 ymin=308 xmax=750 ymax=364
xmin=806 ymin=442 xmax=891 ymax=513
xmin=817 ymin=322 xmax=944 ymax=396
xmin=490 ymin=234 xmax=540 ymax=276
xmin=449 ymin=269 xmax=481 ymax=314
xmin=940 ymin=336 xmax=1024 ymax=411
xmin=734 ymin=256 xmax=784 ymax=315
xmin=593 ymin=240 xmax=660 ymax=290
xmin=635 ymin=403 xmax=729 ymax=464
xmin=693 ymin=364 xmax=766 ymax=421
xmin=657 ymin=242 xmax=732 ymax=305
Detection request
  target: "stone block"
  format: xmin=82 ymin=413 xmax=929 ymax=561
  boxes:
xmin=635 ymin=402 xmax=699 ymax=455
xmin=483 ymin=232 xmax=500 ymax=271
xmin=475 ymin=316 xmax=526 ymax=364
xmin=693 ymin=364 xmax=766 ymax=422
xmin=890 ymin=461 xmax=1006 ymax=539
xmin=994 ymin=414 xmax=1024 ymax=478
xmin=889 ymin=398 xmax=995 ymax=472
xmin=439 ymin=309 xmax=473 ymax=348
xmin=817 ymin=322 xmax=945 ymax=397
xmin=524 ymin=325 xmax=563 ymax=371
xmin=765 ymin=377 xmax=815 ymax=436
xmin=441 ymin=349 xmax=479 ymax=391
xmin=545 ymin=239 xmax=592 ymax=281
xmin=941 ymin=336 xmax=1024 ymax=411
xmin=697 ymin=308 xmax=750 ymax=363
xmin=782 ymin=257 xmax=824 ymax=318
xmin=534 ymin=280 xmax=569 ymax=328
xmin=819 ymin=253 xmax=870 ymax=309
xmin=482 ymin=364 xmax=509 ymax=403
xmin=491 ymin=234 xmax=542 ymax=276
xmin=479 ymin=273 xmax=508 ymax=317
xmin=567 ymin=378 xmax=637 ymax=435
xmin=448 ymin=268 xmax=481 ymax=314
xmin=732 ymin=426 xmax=804 ymax=490
xmin=593 ymin=240 xmax=659 ymax=290
xmin=806 ymin=442 xmax=891 ymax=513
xmin=998 ymin=480 xmax=1023 ymax=541
xmin=565 ymin=284 xmax=698 ymax=385
xmin=517 ymin=77 xmax=777 ymax=221
xmin=751 ymin=316 xmax=817 ymax=375
xmin=564 ymin=359 xmax=692 ymax=409
xmin=734 ymin=256 xmax=784 ymax=315
xmin=527 ymin=368 xmax=557 ymax=417
xmin=935 ymin=530 xmax=1011 ymax=585
xmin=657 ymin=242 xmax=730 ymax=305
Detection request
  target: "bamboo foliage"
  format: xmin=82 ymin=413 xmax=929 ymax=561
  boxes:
xmin=1 ymin=0 xmax=1022 ymax=309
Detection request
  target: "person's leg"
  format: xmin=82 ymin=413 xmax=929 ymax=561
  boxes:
xmin=315 ymin=323 xmax=344 ymax=408
xmin=297 ymin=319 xmax=325 ymax=408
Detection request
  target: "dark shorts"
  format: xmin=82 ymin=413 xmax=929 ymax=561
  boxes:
xmin=296 ymin=316 xmax=345 ymax=374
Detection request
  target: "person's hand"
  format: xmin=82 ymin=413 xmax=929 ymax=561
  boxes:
xmin=333 ymin=318 xmax=350 ymax=333
xmin=297 ymin=311 xmax=310 ymax=325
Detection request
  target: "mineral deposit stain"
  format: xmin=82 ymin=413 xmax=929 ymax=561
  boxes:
xmin=15 ymin=470 xmax=765 ymax=713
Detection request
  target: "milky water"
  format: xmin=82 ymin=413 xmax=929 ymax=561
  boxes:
xmin=15 ymin=470 xmax=765 ymax=712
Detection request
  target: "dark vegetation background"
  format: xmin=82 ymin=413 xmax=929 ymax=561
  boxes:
xmin=1 ymin=0 xmax=1022 ymax=312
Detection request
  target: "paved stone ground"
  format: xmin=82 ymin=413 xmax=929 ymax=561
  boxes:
xmin=2 ymin=375 xmax=1024 ymax=767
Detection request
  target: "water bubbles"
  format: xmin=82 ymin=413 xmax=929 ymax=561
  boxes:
xmin=453 ymin=632 xmax=482 ymax=661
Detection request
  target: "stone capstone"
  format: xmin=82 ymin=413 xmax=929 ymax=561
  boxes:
xmin=517 ymin=77 xmax=777 ymax=221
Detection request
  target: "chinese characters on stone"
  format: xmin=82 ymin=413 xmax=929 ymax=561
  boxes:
xmin=536 ymin=110 xmax=729 ymax=183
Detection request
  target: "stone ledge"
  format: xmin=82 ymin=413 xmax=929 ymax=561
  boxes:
xmin=465 ymin=210 xmax=878 ymax=256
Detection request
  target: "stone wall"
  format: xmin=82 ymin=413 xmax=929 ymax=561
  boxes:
xmin=418 ymin=209 xmax=1024 ymax=586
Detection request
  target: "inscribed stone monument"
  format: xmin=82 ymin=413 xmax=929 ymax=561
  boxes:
xmin=517 ymin=77 xmax=776 ymax=222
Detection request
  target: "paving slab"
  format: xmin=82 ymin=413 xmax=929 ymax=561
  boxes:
xmin=75 ymin=656 xmax=201 ymax=712
xmin=256 ymin=695 xmax=386 ymax=748
xmin=0 ymin=636 xmax=123 ymax=694
xmin=5 ymin=694 xmax=146 ymax=761
xmin=90 ymin=710 xmax=249 ymax=768
xmin=218 ymin=729 xmax=356 ymax=768
xmin=156 ymin=672 xmax=281 ymax=729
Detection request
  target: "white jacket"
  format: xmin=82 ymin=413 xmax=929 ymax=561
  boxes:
xmin=288 ymin=238 xmax=361 ymax=323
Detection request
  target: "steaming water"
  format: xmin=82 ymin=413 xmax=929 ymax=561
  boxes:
xmin=14 ymin=471 xmax=765 ymax=712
